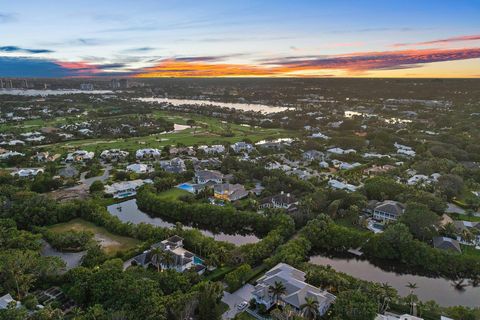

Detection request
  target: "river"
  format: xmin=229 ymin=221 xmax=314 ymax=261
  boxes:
xmin=137 ymin=97 xmax=289 ymax=114
xmin=106 ymin=199 xmax=260 ymax=246
xmin=309 ymin=255 xmax=480 ymax=307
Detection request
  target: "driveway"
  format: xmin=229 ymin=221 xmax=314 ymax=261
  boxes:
xmin=80 ymin=163 xmax=112 ymax=187
xmin=221 ymin=284 xmax=255 ymax=320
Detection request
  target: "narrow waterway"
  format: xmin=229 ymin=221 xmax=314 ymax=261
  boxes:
xmin=309 ymin=255 xmax=480 ymax=307
xmin=106 ymin=199 xmax=260 ymax=246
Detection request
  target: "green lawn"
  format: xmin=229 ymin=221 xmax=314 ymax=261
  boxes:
xmin=204 ymin=266 xmax=236 ymax=281
xmin=47 ymin=218 xmax=141 ymax=255
xmin=233 ymin=312 xmax=256 ymax=320
xmin=449 ymin=212 xmax=480 ymax=222
xmin=29 ymin=110 xmax=297 ymax=154
xmin=156 ymin=188 xmax=190 ymax=200
xmin=461 ymin=244 xmax=480 ymax=257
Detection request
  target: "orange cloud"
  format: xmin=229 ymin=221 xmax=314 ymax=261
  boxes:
xmin=135 ymin=59 xmax=280 ymax=77
xmin=393 ymin=34 xmax=480 ymax=47
xmin=134 ymin=47 xmax=480 ymax=77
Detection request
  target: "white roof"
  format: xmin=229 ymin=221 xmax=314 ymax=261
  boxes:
xmin=0 ymin=293 xmax=19 ymax=309
xmin=126 ymin=163 xmax=150 ymax=172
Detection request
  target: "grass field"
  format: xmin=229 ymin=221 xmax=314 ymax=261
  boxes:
xmin=462 ymin=244 xmax=480 ymax=257
xmin=29 ymin=110 xmax=296 ymax=153
xmin=233 ymin=312 xmax=256 ymax=320
xmin=47 ymin=218 xmax=141 ymax=255
xmin=156 ymin=188 xmax=190 ymax=200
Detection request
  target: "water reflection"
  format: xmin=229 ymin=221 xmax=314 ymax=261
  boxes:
xmin=310 ymin=254 xmax=480 ymax=307
xmin=106 ymin=199 xmax=260 ymax=246
xmin=137 ymin=97 xmax=289 ymax=114
xmin=41 ymin=241 xmax=86 ymax=270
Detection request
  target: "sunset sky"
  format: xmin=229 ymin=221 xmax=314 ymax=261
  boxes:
xmin=1 ymin=0 xmax=480 ymax=78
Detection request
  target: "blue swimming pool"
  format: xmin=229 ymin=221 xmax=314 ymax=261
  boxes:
xmin=194 ymin=256 xmax=203 ymax=265
xmin=176 ymin=183 xmax=194 ymax=193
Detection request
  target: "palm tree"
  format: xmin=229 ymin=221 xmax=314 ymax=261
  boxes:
xmin=205 ymin=253 xmax=219 ymax=270
xmin=379 ymin=282 xmax=396 ymax=314
xmin=269 ymin=281 xmax=286 ymax=306
xmin=150 ymin=247 xmax=163 ymax=272
xmin=406 ymin=282 xmax=418 ymax=315
xmin=300 ymin=297 xmax=320 ymax=320
xmin=162 ymin=250 xmax=176 ymax=269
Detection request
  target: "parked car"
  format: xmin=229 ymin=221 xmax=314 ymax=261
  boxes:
xmin=237 ymin=301 xmax=248 ymax=310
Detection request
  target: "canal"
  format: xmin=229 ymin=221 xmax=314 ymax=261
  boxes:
xmin=106 ymin=199 xmax=260 ymax=246
xmin=310 ymin=254 xmax=480 ymax=307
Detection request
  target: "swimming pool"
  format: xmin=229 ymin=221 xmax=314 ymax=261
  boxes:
xmin=176 ymin=183 xmax=194 ymax=193
xmin=193 ymin=256 xmax=203 ymax=265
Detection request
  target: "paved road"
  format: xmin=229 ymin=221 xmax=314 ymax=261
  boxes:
xmin=221 ymin=284 xmax=254 ymax=320
xmin=80 ymin=163 xmax=112 ymax=187
xmin=447 ymin=203 xmax=480 ymax=217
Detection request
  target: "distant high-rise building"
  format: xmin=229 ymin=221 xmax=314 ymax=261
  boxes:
xmin=119 ymin=79 xmax=129 ymax=89
xmin=80 ymin=83 xmax=94 ymax=90
xmin=0 ymin=79 xmax=4 ymax=89
xmin=21 ymin=79 xmax=29 ymax=89
xmin=5 ymin=80 xmax=13 ymax=89
xmin=111 ymin=79 xmax=120 ymax=89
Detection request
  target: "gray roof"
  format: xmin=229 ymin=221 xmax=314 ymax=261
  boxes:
xmin=374 ymin=200 xmax=405 ymax=216
xmin=253 ymin=263 xmax=335 ymax=309
xmin=195 ymin=170 xmax=223 ymax=180
xmin=453 ymin=220 xmax=480 ymax=232
xmin=433 ymin=237 xmax=462 ymax=253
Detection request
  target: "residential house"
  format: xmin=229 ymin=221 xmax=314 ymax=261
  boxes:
xmin=135 ymin=148 xmax=161 ymax=159
xmin=198 ymin=144 xmax=225 ymax=154
xmin=433 ymin=237 xmax=462 ymax=253
xmin=231 ymin=141 xmax=254 ymax=153
xmin=332 ymin=159 xmax=361 ymax=170
xmin=159 ymin=157 xmax=186 ymax=173
xmin=126 ymin=163 xmax=152 ymax=174
xmin=364 ymin=164 xmax=395 ymax=176
xmin=104 ymin=179 xmax=153 ymax=198
xmin=288 ymin=169 xmax=312 ymax=181
xmin=326 ymin=147 xmax=356 ymax=155
xmin=0 ymin=139 xmax=25 ymax=146
xmin=260 ymin=191 xmax=297 ymax=211
xmin=169 ymin=146 xmax=195 ymax=156
xmin=251 ymin=182 xmax=265 ymax=196
xmin=375 ymin=313 xmax=424 ymax=320
xmin=58 ymin=166 xmax=79 ymax=178
xmin=131 ymin=235 xmax=205 ymax=274
xmin=394 ymin=142 xmax=416 ymax=157
xmin=256 ymin=139 xmax=293 ymax=150
xmin=11 ymin=168 xmax=45 ymax=178
xmin=65 ymin=150 xmax=94 ymax=162
xmin=303 ymin=150 xmax=324 ymax=161
xmin=363 ymin=152 xmax=391 ymax=159
xmin=0 ymin=150 xmax=25 ymax=160
xmin=194 ymin=170 xmax=223 ymax=184
xmin=309 ymin=132 xmax=330 ymax=139
xmin=265 ymin=161 xmax=291 ymax=171
xmin=373 ymin=200 xmax=405 ymax=222
xmin=453 ymin=220 xmax=480 ymax=244
xmin=213 ymin=183 xmax=249 ymax=201
xmin=407 ymin=173 xmax=440 ymax=186
xmin=33 ymin=151 xmax=59 ymax=162
xmin=0 ymin=293 xmax=20 ymax=310
xmin=100 ymin=149 xmax=129 ymax=161
xmin=328 ymin=179 xmax=358 ymax=192
xmin=252 ymin=263 xmax=335 ymax=315
xmin=11 ymin=168 xmax=44 ymax=178
xmin=192 ymin=158 xmax=222 ymax=170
